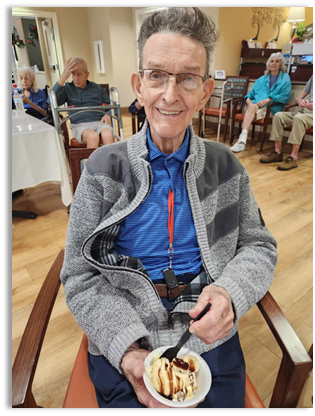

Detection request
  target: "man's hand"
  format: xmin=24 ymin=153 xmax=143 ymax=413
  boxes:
xmin=246 ymin=98 xmax=252 ymax=106
xmin=58 ymin=58 xmax=78 ymax=86
xmin=189 ymin=286 xmax=234 ymax=345
xmin=100 ymin=114 xmax=112 ymax=126
xmin=306 ymin=102 xmax=313 ymax=111
xmin=256 ymin=98 xmax=270 ymax=108
xmin=297 ymin=99 xmax=309 ymax=108
xmin=121 ymin=349 xmax=173 ymax=408
xmin=121 ymin=348 xmax=203 ymax=408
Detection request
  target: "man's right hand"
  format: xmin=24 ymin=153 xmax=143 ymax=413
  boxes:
xmin=121 ymin=349 xmax=202 ymax=408
xmin=246 ymin=98 xmax=252 ymax=106
xmin=297 ymin=99 xmax=309 ymax=108
xmin=58 ymin=58 xmax=78 ymax=86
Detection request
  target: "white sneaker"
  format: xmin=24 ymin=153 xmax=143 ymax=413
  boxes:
xmin=230 ymin=137 xmax=246 ymax=153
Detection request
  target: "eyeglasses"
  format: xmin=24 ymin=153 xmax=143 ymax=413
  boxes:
xmin=139 ymin=69 xmax=208 ymax=92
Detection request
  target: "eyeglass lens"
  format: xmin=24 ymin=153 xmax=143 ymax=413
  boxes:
xmin=142 ymin=70 xmax=202 ymax=91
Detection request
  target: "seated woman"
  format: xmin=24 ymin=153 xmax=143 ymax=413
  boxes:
xmin=230 ymin=52 xmax=291 ymax=153
xmin=17 ymin=66 xmax=47 ymax=120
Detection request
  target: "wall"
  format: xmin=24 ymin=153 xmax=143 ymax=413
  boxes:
xmin=108 ymin=8 xmax=138 ymax=107
xmin=86 ymin=8 xmax=113 ymax=87
xmin=25 ymin=7 xmax=93 ymax=79
xmin=214 ymin=7 xmax=313 ymax=76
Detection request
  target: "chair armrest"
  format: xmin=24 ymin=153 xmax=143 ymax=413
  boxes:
xmin=257 ymin=291 xmax=312 ymax=407
xmin=12 ymin=250 xmax=65 ymax=408
xmin=284 ymin=103 xmax=299 ymax=111
xmin=232 ymin=98 xmax=245 ymax=117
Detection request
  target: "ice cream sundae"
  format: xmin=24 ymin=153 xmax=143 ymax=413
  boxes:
xmin=145 ymin=354 xmax=200 ymax=402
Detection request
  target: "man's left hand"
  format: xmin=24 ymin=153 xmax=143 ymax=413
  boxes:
xmin=189 ymin=286 xmax=234 ymax=344
xmin=100 ymin=114 xmax=112 ymax=126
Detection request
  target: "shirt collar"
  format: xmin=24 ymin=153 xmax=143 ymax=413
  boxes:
xmin=146 ymin=126 xmax=190 ymax=162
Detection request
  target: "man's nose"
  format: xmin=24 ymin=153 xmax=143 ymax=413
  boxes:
xmin=161 ymin=75 xmax=180 ymax=103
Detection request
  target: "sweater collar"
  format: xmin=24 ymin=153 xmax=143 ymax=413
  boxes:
xmin=127 ymin=119 xmax=205 ymax=181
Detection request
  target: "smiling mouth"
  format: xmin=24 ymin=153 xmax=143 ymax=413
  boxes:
xmin=158 ymin=109 xmax=182 ymax=115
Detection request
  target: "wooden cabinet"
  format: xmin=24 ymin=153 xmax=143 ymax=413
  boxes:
xmin=239 ymin=48 xmax=282 ymax=79
xmin=241 ymin=48 xmax=282 ymax=59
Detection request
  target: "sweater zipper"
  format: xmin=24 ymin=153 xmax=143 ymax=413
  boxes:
xmin=84 ymin=165 xmax=161 ymax=300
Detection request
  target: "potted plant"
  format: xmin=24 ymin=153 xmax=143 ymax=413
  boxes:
xmin=294 ymin=22 xmax=306 ymax=42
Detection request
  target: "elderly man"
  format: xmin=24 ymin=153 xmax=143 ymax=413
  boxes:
xmin=52 ymin=57 xmax=114 ymax=148
xmin=260 ymin=75 xmax=313 ymax=170
xmin=61 ymin=8 xmax=277 ymax=408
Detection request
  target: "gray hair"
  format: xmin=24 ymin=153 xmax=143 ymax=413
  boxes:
xmin=17 ymin=66 xmax=38 ymax=92
xmin=72 ymin=57 xmax=88 ymax=72
xmin=265 ymin=52 xmax=287 ymax=75
xmin=137 ymin=7 xmax=219 ymax=78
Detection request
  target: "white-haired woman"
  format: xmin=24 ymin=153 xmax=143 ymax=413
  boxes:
xmin=17 ymin=66 xmax=47 ymax=120
xmin=231 ymin=52 xmax=291 ymax=152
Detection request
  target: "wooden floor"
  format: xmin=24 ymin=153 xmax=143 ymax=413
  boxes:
xmin=12 ymin=115 xmax=313 ymax=408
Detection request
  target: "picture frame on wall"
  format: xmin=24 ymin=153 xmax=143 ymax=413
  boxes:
xmin=215 ymin=70 xmax=226 ymax=79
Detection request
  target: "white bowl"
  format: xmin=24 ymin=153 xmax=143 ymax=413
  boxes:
xmin=143 ymin=345 xmax=212 ymax=408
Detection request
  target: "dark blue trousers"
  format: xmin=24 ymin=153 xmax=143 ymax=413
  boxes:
xmin=88 ymin=289 xmax=245 ymax=408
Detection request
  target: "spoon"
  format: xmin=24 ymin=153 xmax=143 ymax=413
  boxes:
xmin=159 ymin=302 xmax=211 ymax=362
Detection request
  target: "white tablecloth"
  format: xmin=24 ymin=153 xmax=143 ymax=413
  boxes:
xmin=12 ymin=112 xmax=73 ymax=206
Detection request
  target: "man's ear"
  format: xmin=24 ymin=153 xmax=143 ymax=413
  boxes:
xmin=86 ymin=71 xmax=90 ymax=79
xmin=131 ymin=72 xmax=144 ymax=107
xmin=197 ymin=78 xmax=214 ymax=112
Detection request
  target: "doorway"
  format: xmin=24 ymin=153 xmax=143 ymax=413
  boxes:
xmin=12 ymin=8 xmax=64 ymax=91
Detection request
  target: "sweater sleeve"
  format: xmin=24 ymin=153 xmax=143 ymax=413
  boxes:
xmin=50 ymin=82 xmax=68 ymax=106
xmin=244 ymin=79 xmax=259 ymax=103
xmin=269 ymin=73 xmax=292 ymax=104
xmin=60 ymin=167 xmax=151 ymax=372
xmin=211 ymin=169 xmax=278 ymax=321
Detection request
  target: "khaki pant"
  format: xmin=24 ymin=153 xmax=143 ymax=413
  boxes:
xmin=270 ymin=111 xmax=313 ymax=145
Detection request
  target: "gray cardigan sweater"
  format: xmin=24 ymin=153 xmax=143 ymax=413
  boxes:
xmin=60 ymin=121 xmax=277 ymax=373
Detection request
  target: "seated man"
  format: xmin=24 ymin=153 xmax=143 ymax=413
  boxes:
xmin=52 ymin=57 xmax=114 ymax=148
xmin=60 ymin=7 xmax=277 ymax=408
xmin=260 ymin=75 xmax=313 ymax=170
xmin=230 ymin=53 xmax=291 ymax=153
xmin=129 ymin=98 xmax=146 ymax=131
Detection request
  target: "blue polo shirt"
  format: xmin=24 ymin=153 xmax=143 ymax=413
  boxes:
xmin=115 ymin=127 xmax=202 ymax=281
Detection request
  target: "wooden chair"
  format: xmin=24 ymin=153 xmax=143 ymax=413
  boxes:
xmin=12 ymin=250 xmax=312 ymax=408
xmin=57 ymin=84 xmax=113 ymax=193
xmin=282 ymin=104 xmax=313 ymax=152
xmin=198 ymin=76 xmax=249 ymax=142
xmin=230 ymin=101 xmax=282 ymax=153
xmin=131 ymin=111 xmax=146 ymax=135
